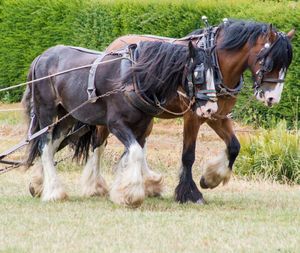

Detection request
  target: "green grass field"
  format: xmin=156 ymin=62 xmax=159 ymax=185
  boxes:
xmin=0 ymin=106 xmax=299 ymax=253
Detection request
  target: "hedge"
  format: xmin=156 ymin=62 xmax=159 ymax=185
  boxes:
xmin=0 ymin=0 xmax=299 ymax=127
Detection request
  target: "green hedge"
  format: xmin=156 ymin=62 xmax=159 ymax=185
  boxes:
xmin=0 ymin=0 xmax=299 ymax=127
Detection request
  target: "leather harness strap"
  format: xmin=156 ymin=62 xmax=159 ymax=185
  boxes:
xmin=87 ymin=54 xmax=107 ymax=102
xmin=199 ymin=26 xmax=243 ymax=96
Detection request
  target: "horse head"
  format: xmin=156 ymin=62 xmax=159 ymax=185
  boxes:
xmin=248 ymin=25 xmax=295 ymax=107
xmin=186 ymin=41 xmax=218 ymax=118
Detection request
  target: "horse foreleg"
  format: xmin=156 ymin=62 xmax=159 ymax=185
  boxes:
xmin=81 ymin=126 xmax=109 ymax=197
xmin=109 ymin=123 xmax=145 ymax=208
xmin=200 ymin=118 xmax=240 ymax=189
xmin=175 ymin=113 xmax=205 ymax=204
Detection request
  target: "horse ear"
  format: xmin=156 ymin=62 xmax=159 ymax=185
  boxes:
xmin=267 ymin=23 xmax=276 ymax=42
xmin=287 ymin=29 xmax=296 ymax=40
xmin=188 ymin=41 xmax=196 ymax=59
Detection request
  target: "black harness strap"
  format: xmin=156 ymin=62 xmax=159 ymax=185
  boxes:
xmin=199 ymin=26 xmax=243 ymax=96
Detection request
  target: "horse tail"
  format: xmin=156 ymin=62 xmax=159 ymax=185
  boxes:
xmin=22 ymin=55 xmax=41 ymax=168
xmin=72 ymin=122 xmax=96 ymax=164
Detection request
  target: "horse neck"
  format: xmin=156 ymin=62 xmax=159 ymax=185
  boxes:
xmin=216 ymin=44 xmax=251 ymax=89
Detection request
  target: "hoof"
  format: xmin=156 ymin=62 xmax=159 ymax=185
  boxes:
xmin=82 ymin=177 xmax=109 ymax=197
xmin=200 ymin=176 xmax=209 ymax=189
xmin=200 ymin=169 xmax=232 ymax=189
xmin=175 ymin=180 xmax=204 ymax=203
xmin=29 ymin=182 xmax=42 ymax=198
xmin=144 ymin=174 xmax=164 ymax=197
xmin=29 ymin=181 xmax=43 ymax=198
xmin=110 ymin=182 xmax=145 ymax=208
xmin=196 ymin=198 xmax=206 ymax=205
xmin=42 ymin=187 xmax=68 ymax=202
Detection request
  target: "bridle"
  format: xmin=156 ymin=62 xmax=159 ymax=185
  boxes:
xmin=253 ymin=32 xmax=286 ymax=90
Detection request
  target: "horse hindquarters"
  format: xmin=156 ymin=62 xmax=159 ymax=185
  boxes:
xmin=24 ymin=54 xmax=76 ymax=201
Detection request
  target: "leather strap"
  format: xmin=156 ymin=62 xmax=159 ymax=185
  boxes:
xmin=87 ymin=54 xmax=107 ymax=102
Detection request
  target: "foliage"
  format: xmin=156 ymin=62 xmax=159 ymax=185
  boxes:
xmin=236 ymin=120 xmax=300 ymax=184
xmin=0 ymin=0 xmax=299 ymax=126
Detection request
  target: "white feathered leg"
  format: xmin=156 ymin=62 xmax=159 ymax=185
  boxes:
xmin=110 ymin=142 xmax=145 ymax=208
xmin=200 ymin=150 xmax=231 ymax=189
xmin=142 ymin=142 xmax=164 ymax=197
xmin=81 ymin=144 xmax=108 ymax=197
xmin=41 ymin=139 xmax=67 ymax=201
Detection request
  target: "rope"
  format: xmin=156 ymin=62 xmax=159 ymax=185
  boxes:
xmin=155 ymin=97 xmax=195 ymax=116
xmin=0 ymin=57 xmax=130 ymax=93
xmin=0 ymin=108 xmax=24 ymax=112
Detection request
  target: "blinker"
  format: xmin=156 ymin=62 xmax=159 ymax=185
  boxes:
xmin=193 ymin=63 xmax=205 ymax=85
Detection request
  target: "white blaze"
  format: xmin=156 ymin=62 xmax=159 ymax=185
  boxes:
xmin=264 ymin=68 xmax=285 ymax=104
xmin=196 ymin=68 xmax=218 ymax=118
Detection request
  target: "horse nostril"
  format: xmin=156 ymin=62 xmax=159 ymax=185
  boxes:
xmin=267 ymin=97 xmax=274 ymax=103
xmin=207 ymin=109 xmax=212 ymax=114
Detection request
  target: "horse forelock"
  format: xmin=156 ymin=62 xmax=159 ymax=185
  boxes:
xmin=126 ymin=41 xmax=189 ymax=101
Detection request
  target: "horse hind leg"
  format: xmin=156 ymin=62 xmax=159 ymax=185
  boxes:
xmin=28 ymin=106 xmax=74 ymax=200
xmin=80 ymin=126 xmax=109 ymax=197
xmin=39 ymin=131 xmax=68 ymax=201
xmin=29 ymin=160 xmax=44 ymax=197
xmin=141 ymin=141 xmax=164 ymax=197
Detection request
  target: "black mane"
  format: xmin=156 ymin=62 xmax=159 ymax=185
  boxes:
xmin=124 ymin=41 xmax=189 ymax=100
xmin=189 ymin=19 xmax=293 ymax=70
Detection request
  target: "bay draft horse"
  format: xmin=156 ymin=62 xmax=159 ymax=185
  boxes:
xmin=23 ymin=41 xmax=218 ymax=207
xmin=80 ymin=19 xmax=294 ymax=204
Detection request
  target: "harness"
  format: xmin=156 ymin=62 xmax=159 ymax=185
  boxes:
xmin=122 ymin=44 xmax=164 ymax=116
xmin=197 ymin=26 xmax=243 ymax=97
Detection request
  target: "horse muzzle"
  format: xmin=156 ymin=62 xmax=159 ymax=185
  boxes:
xmin=255 ymin=89 xmax=281 ymax=107
xmin=195 ymin=101 xmax=218 ymax=118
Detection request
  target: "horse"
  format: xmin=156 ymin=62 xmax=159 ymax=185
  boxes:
xmin=77 ymin=19 xmax=294 ymax=204
xmin=22 ymin=40 xmax=219 ymax=207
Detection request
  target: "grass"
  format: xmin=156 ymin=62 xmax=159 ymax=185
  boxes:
xmin=0 ymin=106 xmax=300 ymax=252
xmin=1 ymin=171 xmax=299 ymax=253
xmin=236 ymin=121 xmax=300 ymax=184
